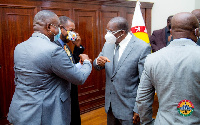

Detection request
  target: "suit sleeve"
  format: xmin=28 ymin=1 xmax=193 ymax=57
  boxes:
xmin=93 ymin=43 xmax=107 ymax=71
xmin=51 ymin=47 xmax=92 ymax=85
xmin=150 ymin=31 xmax=159 ymax=53
xmin=138 ymin=44 xmax=151 ymax=79
xmin=136 ymin=56 xmax=155 ymax=125
xmin=133 ymin=43 xmax=151 ymax=114
xmin=73 ymin=45 xmax=85 ymax=64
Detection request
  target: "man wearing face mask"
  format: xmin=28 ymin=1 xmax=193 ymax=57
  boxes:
xmin=7 ymin=10 xmax=92 ymax=125
xmin=53 ymin=16 xmax=84 ymax=125
xmin=93 ymin=17 xmax=151 ymax=125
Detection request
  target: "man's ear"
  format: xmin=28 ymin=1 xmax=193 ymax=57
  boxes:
xmin=46 ymin=23 xmax=51 ymax=31
xmin=195 ymin=28 xmax=199 ymax=38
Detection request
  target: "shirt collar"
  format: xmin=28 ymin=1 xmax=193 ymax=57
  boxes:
xmin=119 ymin=32 xmax=132 ymax=47
xmin=58 ymin=38 xmax=65 ymax=47
xmin=169 ymin=38 xmax=197 ymax=46
xmin=32 ymin=32 xmax=50 ymax=41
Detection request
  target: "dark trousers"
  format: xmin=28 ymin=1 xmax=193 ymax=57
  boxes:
xmin=107 ymin=106 xmax=134 ymax=125
xmin=70 ymin=84 xmax=81 ymax=125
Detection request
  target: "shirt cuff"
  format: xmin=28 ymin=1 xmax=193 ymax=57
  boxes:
xmin=84 ymin=59 xmax=90 ymax=63
xmin=75 ymin=62 xmax=82 ymax=69
xmin=96 ymin=57 xmax=100 ymax=65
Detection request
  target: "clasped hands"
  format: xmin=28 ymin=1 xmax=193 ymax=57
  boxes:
xmin=79 ymin=54 xmax=92 ymax=64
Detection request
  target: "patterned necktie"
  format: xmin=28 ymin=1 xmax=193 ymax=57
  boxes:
xmin=113 ymin=44 xmax=119 ymax=73
xmin=64 ymin=44 xmax=74 ymax=63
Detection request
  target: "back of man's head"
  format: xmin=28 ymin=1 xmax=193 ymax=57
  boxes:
xmin=171 ymin=12 xmax=199 ymax=42
xmin=33 ymin=10 xmax=58 ymax=31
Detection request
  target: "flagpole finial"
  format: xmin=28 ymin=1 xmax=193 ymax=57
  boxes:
xmin=137 ymin=0 xmax=139 ymax=1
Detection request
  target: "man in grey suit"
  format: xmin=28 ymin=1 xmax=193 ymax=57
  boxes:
xmin=136 ymin=12 xmax=200 ymax=125
xmin=93 ymin=17 xmax=151 ymax=125
xmin=7 ymin=10 xmax=92 ymax=125
xmin=54 ymin=16 xmax=84 ymax=125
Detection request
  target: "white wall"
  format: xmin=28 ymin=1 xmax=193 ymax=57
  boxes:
xmin=128 ymin=0 xmax=200 ymax=34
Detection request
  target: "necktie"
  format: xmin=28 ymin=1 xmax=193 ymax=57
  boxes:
xmin=64 ymin=44 xmax=74 ymax=63
xmin=113 ymin=44 xmax=119 ymax=73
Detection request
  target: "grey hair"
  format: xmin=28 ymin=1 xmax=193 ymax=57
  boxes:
xmin=59 ymin=16 xmax=74 ymax=26
xmin=109 ymin=17 xmax=129 ymax=33
xmin=33 ymin=10 xmax=57 ymax=26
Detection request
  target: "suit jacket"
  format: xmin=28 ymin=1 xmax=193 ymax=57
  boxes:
xmin=7 ymin=33 xmax=92 ymax=125
xmin=137 ymin=39 xmax=200 ymax=125
xmin=93 ymin=33 xmax=151 ymax=120
xmin=54 ymin=39 xmax=84 ymax=125
xmin=196 ymin=38 xmax=200 ymax=46
xmin=150 ymin=27 xmax=167 ymax=52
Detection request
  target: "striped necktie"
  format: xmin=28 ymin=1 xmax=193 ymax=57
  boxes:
xmin=64 ymin=44 xmax=74 ymax=63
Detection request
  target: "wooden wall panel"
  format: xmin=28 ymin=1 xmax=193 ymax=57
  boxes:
xmin=0 ymin=5 xmax=36 ymax=121
xmin=0 ymin=6 xmax=4 ymax=119
xmin=73 ymin=9 xmax=105 ymax=113
xmin=0 ymin=0 xmax=153 ymax=122
xmin=41 ymin=7 xmax=71 ymax=17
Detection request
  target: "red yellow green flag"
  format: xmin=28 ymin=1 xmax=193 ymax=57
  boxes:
xmin=131 ymin=0 xmax=150 ymax=44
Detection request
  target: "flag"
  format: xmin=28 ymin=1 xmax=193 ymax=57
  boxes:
xmin=131 ymin=0 xmax=150 ymax=44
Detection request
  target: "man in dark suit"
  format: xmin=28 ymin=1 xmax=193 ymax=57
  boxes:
xmin=150 ymin=15 xmax=173 ymax=52
xmin=191 ymin=9 xmax=200 ymax=45
xmin=7 ymin=10 xmax=92 ymax=125
xmin=93 ymin=17 xmax=151 ymax=125
xmin=54 ymin=16 xmax=84 ymax=125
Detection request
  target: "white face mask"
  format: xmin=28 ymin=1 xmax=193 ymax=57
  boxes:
xmin=104 ymin=30 xmax=124 ymax=44
xmin=105 ymin=32 xmax=116 ymax=44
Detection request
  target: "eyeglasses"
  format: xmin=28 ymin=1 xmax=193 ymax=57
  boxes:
xmin=106 ymin=29 xmax=123 ymax=34
xmin=50 ymin=24 xmax=59 ymax=29
xmin=62 ymin=26 xmax=75 ymax=32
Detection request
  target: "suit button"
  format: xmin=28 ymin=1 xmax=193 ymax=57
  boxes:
xmin=111 ymin=79 xmax=113 ymax=82
xmin=110 ymin=92 xmax=111 ymax=94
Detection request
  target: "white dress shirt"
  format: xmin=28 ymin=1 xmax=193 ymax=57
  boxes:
xmin=115 ymin=32 xmax=132 ymax=61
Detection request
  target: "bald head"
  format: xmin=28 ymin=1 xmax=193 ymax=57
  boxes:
xmin=33 ymin=10 xmax=60 ymax=41
xmin=33 ymin=10 xmax=59 ymax=29
xmin=171 ymin=12 xmax=199 ymax=42
xmin=191 ymin=9 xmax=200 ymax=21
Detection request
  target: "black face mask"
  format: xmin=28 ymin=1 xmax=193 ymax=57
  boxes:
xmin=169 ymin=24 xmax=171 ymax=30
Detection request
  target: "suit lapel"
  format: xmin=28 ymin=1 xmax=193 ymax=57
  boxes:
xmin=54 ymin=40 xmax=62 ymax=47
xmin=112 ymin=35 xmax=135 ymax=77
xmin=105 ymin=43 xmax=115 ymax=76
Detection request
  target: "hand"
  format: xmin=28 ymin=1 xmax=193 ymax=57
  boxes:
xmin=72 ymin=33 xmax=81 ymax=48
xmin=79 ymin=54 xmax=92 ymax=64
xmin=97 ymin=56 xmax=110 ymax=67
xmin=133 ymin=112 xmax=140 ymax=124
